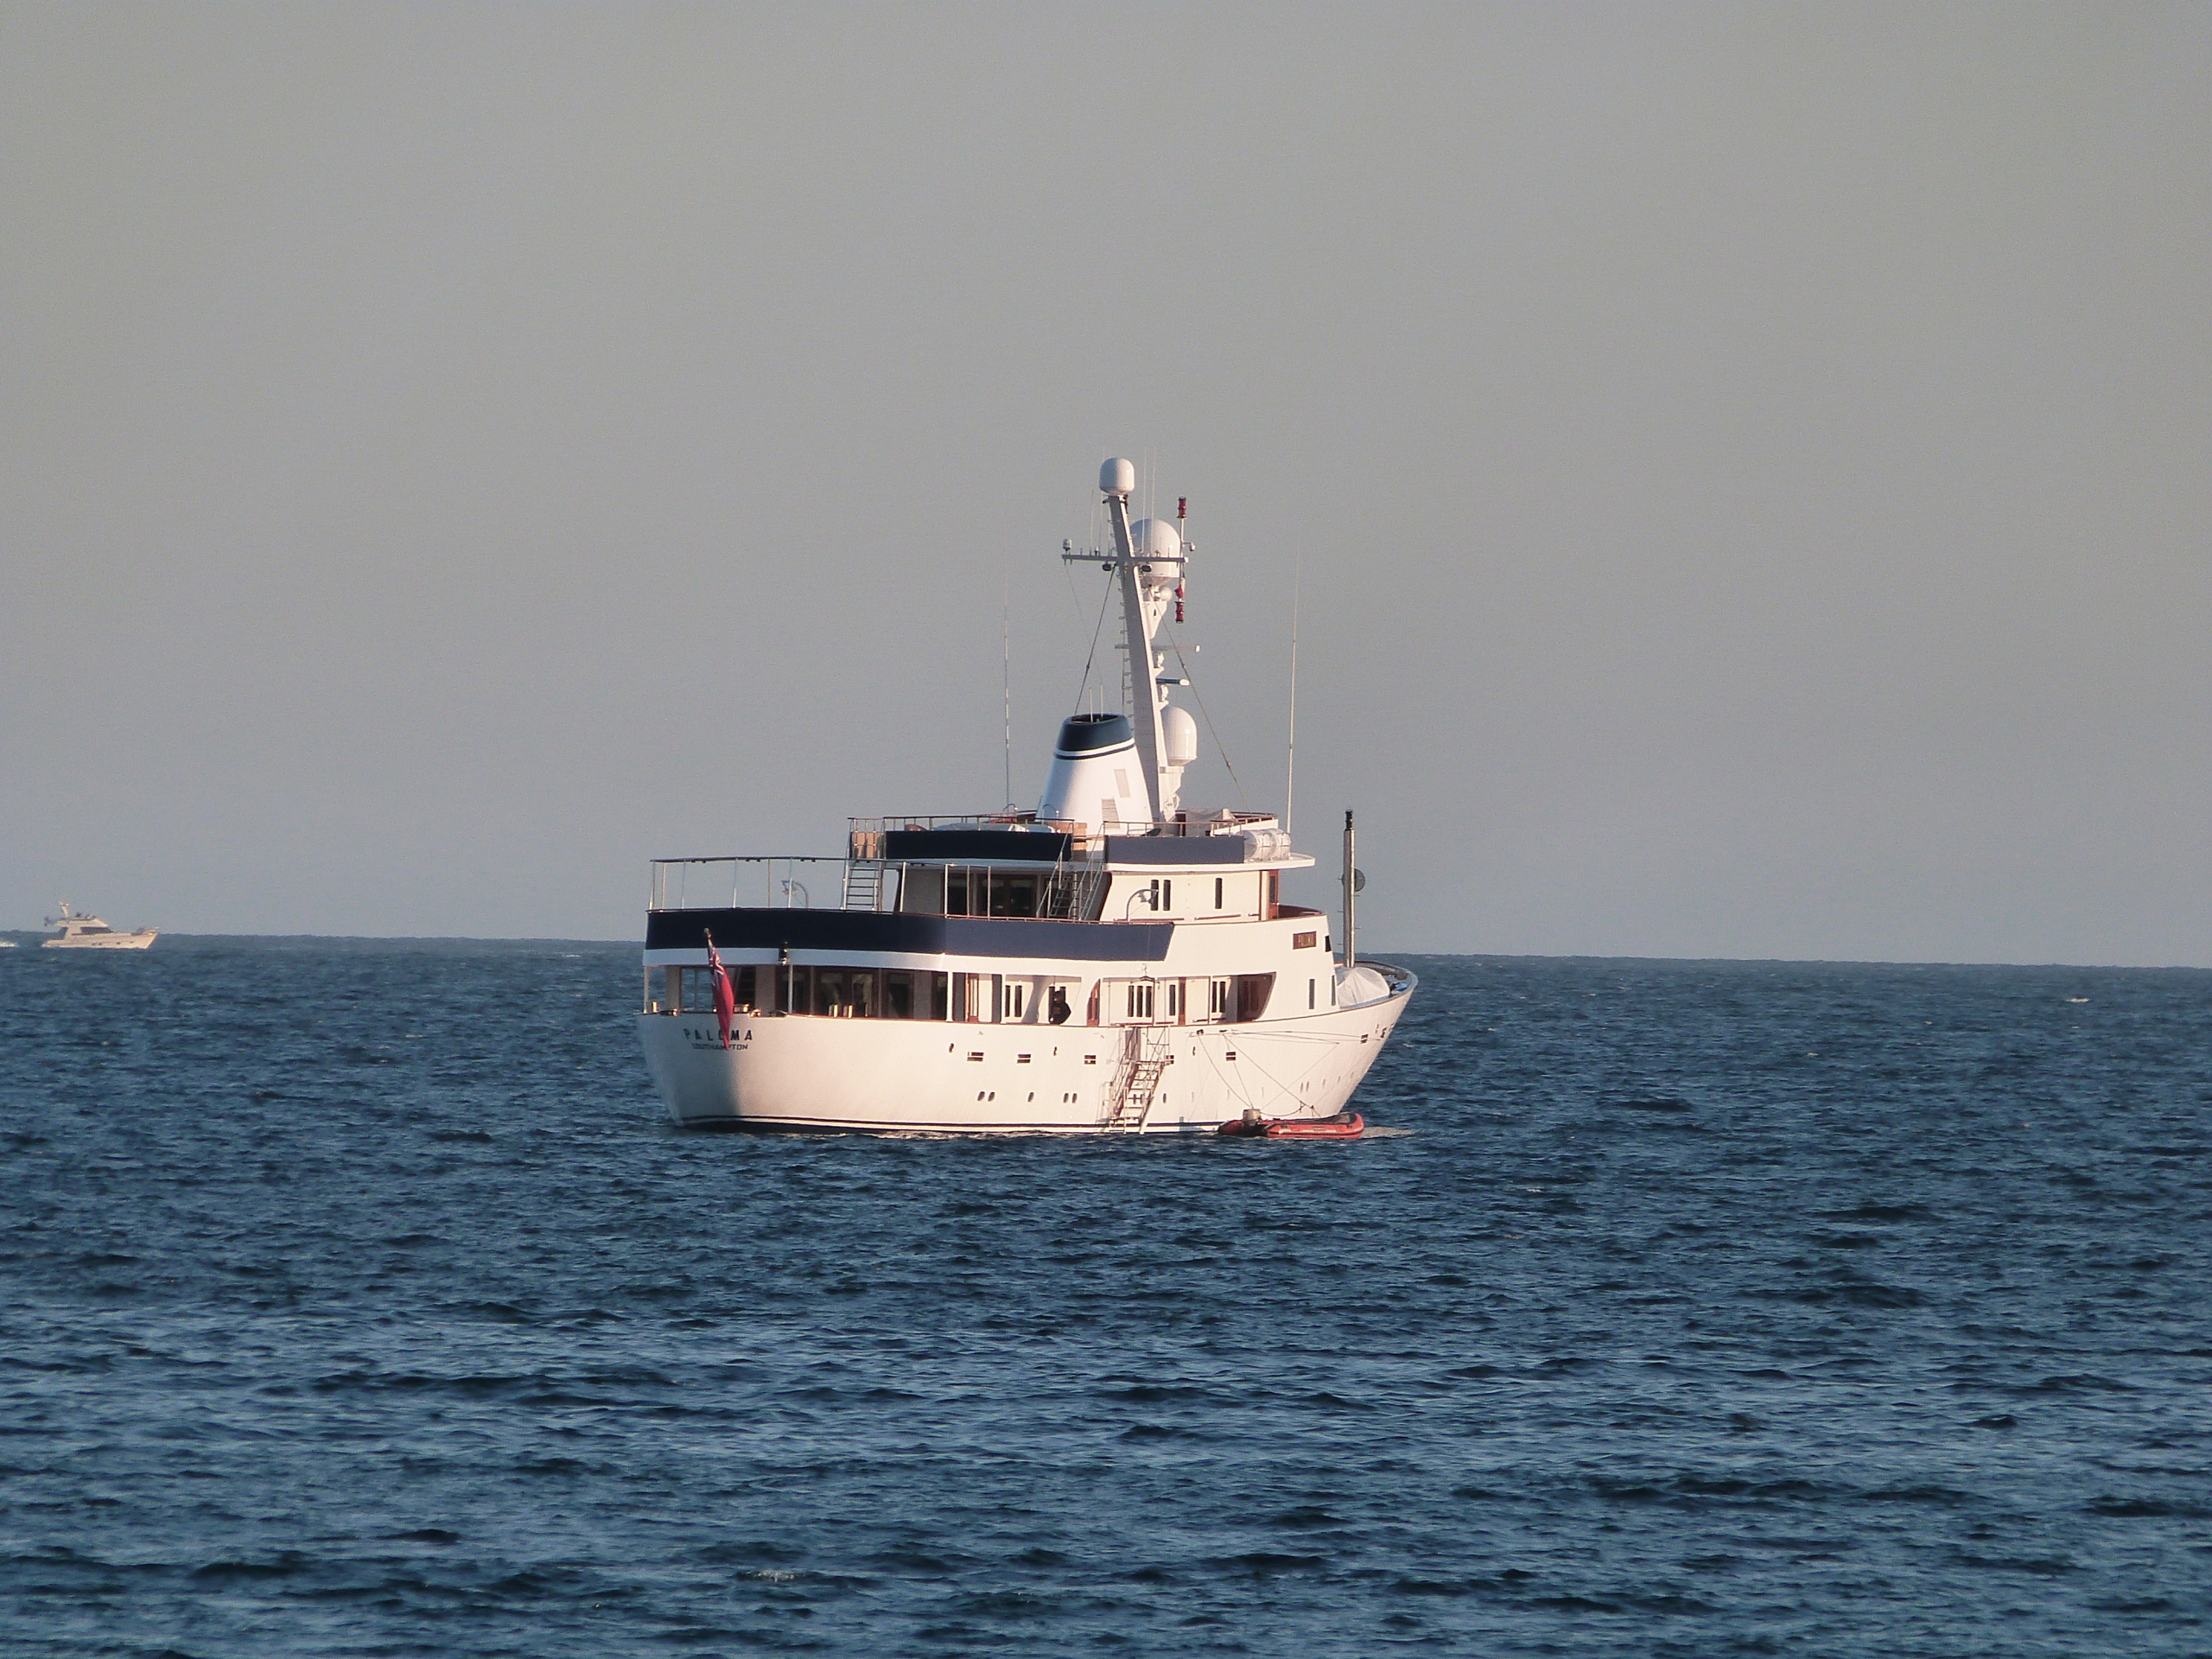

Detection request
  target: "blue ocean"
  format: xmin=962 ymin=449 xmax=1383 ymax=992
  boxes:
xmin=3 ymin=940 xmax=2207 ymax=1656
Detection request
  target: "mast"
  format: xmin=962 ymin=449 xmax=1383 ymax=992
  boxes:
xmin=1342 ymin=809 xmax=1357 ymax=969
xmin=1097 ymin=457 xmax=1170 ymax=825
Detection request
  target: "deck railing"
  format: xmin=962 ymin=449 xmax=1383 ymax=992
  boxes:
xmin=650 ymin=856 xmax=861 ymax=912
xmin=847 ymin=809 xmax=1281 ymax=859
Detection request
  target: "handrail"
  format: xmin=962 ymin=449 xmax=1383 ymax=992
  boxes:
xmin=849 ymin=810 xmax=1279 ymax=839
xmin=650 ymin=856 xmax=850 ymax=912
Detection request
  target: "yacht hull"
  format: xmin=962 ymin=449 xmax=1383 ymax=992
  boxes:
xmin=42 ymin=931 xmax=156 ymax=950
xmin=641 ymin=971 xmax=1413 ymax=1134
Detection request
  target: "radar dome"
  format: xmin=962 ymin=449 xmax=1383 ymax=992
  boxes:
xmin=1162 ymin=704 xmax=1199 ymax=769
xmin=1129 ymin=518 xmax=1182 ymax=561
xmin=1100 ymin=457 xmax=1136 ymax=498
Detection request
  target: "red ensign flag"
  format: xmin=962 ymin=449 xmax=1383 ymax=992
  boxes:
xmin=703 ymin=931 xmax=736 ymax=1049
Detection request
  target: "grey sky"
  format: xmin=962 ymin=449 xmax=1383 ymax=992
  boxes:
xmin=4 ymin=4 xmax=2207 ymax=962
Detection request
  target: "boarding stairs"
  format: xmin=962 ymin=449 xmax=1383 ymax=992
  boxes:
xmin=1102 ymin=1025 xmax=1173 ymax=1132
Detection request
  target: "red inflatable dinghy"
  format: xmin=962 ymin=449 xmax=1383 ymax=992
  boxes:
xmin=1217 ymin=1109 xmax=1364 ymax=1140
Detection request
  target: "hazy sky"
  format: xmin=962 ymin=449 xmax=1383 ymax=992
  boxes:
xmin=5 ymin=4 xmax=2208 ymax=962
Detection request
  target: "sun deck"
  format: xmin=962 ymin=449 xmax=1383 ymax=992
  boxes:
xmin=651 ymin=810 xmax=1312 ymax=926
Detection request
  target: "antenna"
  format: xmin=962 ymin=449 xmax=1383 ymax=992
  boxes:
xmin=1286 ymin=550 xmax=1300 ymax=836
xmin=1002 ymin=560 xmax=1014 ymax=812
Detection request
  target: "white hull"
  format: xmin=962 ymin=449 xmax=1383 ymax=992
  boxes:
xmin=642 ymin=971 xmax=1413 ymax=1134
xmin=42 ymin=929 xmax=156 ymax=950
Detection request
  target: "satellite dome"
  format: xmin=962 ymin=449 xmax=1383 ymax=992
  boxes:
xmin=1161 ymin=704 xmax=1198 ymax=769
xmin=1129 ymin=518 xmax=1182 ymax=562
xmin=1099 ymin=457 xmax=1136 ymax=498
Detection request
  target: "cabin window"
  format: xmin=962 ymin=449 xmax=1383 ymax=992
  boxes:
xmin=947 ymin=868 xmax=970 ymax=916
xmin=1003 ymin=980 xmax=1027 ymax=1021
xmin=886 ymin=971 xmax=913 ymax=1019
xmin=930 ymin=971 xmax=950 ymax=1020
xmin=847 ymin=969 xmax=875 ymax=1019
xmin=813 ymin=969 xmax=846 ymax=1017
xmin=1047 ymin=983 xmax=1071 ymax=1025
xmin=1124 ymin=981 xmax=1154 ymax=1020
xmin=777 ymin=964 xmax=810 ymax=1014
xmin=735 ymin=965 xmax=756 ymax=1008
xmin=1214 ymin=877 xmax=1224 ymax=909
xmin=1308 ymin=977 xmax=1316 ymax=1009
xmin=1235 ymin=973 xmax=1274 ymax=1022
xmin=1209 ymin=978 xmax=1229 ymax=1020
xmin=952 ymin=973 xmax=986 ymax=1022
xmin=988 ymin=875 xmax=1037 ymax=918
xmin=1293 ymin=931 xmax=1317 ymax=950
xmin=1166 ymin=981 xmax=1181 ymax=1020
xmin=680 ymin=966 xmax=734 ymax=1009
xmin=1162 ymin=880 xmax=1172 ymax=910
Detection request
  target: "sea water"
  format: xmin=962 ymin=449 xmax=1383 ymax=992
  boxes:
xmin=2 ymin=941 xmax=2207 ymax=1656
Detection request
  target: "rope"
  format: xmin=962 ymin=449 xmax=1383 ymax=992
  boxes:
xmin=1168 ymin=638 xmax=1247 ymax=806
xmin=1071 ymin=571 xmax=1115 ymax=712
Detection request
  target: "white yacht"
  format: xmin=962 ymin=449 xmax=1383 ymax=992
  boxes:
xmin=43 ymin=903 xmax=157 ymax=950
xmin=639 ymin=457 xmax=1414 ymax=1133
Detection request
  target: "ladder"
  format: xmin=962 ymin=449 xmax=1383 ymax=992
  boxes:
xmin=1041 ymin=862 xmax=1107 ymax=919
xmin=841 ymin=860 xmax=889 ymax=912
xmin=1102 ymin=1025 xmax=1172 ymax=1132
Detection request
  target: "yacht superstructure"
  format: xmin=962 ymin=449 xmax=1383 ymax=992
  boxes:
xmin=638 ymin=458 xmax=1414 ymax=1132
xmin=42 ymin=903 xmax=157 ymax=950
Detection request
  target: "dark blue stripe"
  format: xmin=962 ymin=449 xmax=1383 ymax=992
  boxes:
xmin=1103 ymin=834 xmax=1247 ymax=866
xmin=881 ymin=830 xmax=1072 ymax=863
xmin=646 ymin=907 xmax=1173 ymax=961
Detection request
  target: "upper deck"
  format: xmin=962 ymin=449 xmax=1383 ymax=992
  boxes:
xmin=649 ymin=809 xmax=1314 ymax=941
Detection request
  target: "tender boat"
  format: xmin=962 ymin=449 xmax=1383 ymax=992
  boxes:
xmin=638 ymin=456 xmax=1414 ymax=1133
xmin=1217 ymin=1108 xmax=1365 ymax=1140
xmin=42 ymin=902 xmax=157 ymax=950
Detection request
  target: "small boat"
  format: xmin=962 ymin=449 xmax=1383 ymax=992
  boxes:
xmin=1217 ymin=1109 xmax=1365 ymax=1140
xmin=41 ymin=902 xmax=157 ymax=950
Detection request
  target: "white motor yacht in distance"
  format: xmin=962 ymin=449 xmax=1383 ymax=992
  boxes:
xmin=639 ymin=457 xmax=1414 ymax=1133
xmin=42 ymin=902 xmax=157 ymax=950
